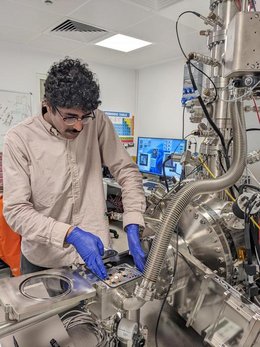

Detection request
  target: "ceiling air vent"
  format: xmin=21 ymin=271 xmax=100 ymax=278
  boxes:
xmin=49 ymin=20 xmax=108 ymax=43
xmin=51 ymin=20 xmax=107 ymax=33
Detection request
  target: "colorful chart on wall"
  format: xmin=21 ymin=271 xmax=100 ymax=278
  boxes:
xmin=0 ymin=89 xmax=32 ymax=151
xmin=105 ymin=111 xmax=134 ymax=145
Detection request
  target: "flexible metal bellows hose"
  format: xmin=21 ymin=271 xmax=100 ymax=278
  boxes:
xmin=142 ymin=101 xmax=247 ymax=284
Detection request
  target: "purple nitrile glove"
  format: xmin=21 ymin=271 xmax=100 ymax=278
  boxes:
xmin=125 ymin=224 xmax=146 ymax=272
xmin=66 ymin=227 xmax=107 ymax=279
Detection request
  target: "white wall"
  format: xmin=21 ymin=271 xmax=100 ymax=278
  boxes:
xmin=0 ymin=42 xmax=136 ymax=116
xmin=136 ymin=59 xmax=195 ymax=140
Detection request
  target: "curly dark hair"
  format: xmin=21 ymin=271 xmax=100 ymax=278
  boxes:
xmin=44 ymin=57 xmax=101 ymax=112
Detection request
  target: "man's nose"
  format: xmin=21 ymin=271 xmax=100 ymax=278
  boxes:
xmin=73 ymin=119 xmax=84 ymax=131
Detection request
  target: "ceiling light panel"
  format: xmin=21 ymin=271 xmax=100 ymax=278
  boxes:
xmin=95 ymin=34 xmax=152 ymax=52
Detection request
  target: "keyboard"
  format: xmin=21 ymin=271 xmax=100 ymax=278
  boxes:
xmin=143 ymin=181 xmax=158 ymax=190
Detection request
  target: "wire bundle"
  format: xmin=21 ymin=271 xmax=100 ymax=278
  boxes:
xmin=243 ymin=192 xmax=260 ymax=266
xmin=61 ymin=310 xmax=108 ymax=347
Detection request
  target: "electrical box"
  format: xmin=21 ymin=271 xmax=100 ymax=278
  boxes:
xmin=224 ymin=12 xmax=260 ymax=78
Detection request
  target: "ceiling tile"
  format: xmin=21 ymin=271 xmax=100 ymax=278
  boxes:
xmin=122 ymin=14 xmax=194 ymax=44
xmin=26 ymin=33 xmax=85 ymax=55
xmin=159 ymin=0 xmax=210 ymax=30
xmin=70 ymin=0 xmax=154 ymax=32
xmin=0 ymin=0 xmax=63 ymax=32
xmin=0 ymin=25 xmax=38 ymax=44
xmin=6 ymin=0 xmax=90 ymax=16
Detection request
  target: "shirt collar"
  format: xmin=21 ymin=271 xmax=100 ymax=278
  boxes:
xmin=39 ymin=114 xmax=61 ymax=138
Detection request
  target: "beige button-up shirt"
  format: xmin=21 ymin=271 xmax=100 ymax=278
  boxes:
xmin=3 ymin=110 xmax=146 ymax=267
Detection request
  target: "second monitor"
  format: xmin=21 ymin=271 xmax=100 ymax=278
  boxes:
xmin=136 ymin=137 xmax=187 ymax=179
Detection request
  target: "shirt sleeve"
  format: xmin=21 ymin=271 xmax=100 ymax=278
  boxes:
xmin=97 ymin=112 xmax=146 ymax=228
xmin=2 ymin=133 xmax=71 ymax=249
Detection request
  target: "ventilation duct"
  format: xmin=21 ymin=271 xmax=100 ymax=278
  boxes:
xmin=51 ymin=20 xmax=107 ymax=33
xmin=49 ymin=19 xmax=108 ymax=43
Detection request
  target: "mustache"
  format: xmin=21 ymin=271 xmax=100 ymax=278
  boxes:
xmin=66 ymin=129 xmax=81 ymax=134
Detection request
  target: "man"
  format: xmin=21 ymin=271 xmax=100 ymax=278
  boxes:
xmin=3 ymin=58 xmax=146 ymax=278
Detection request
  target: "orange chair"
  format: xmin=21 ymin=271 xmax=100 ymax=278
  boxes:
xmin=0 ymin=196 xmax=21 ymax=276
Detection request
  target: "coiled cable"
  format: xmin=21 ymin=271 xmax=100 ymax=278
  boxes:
xmin=61 ymin=310 xmax=108 ymax=347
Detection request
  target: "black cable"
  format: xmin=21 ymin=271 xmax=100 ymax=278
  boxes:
xmin=227 ymin=128 xmax=260 ymax=156
xmin=186 ymin=61 xmax=230 ymax=169
xmin=176 ymin=12 xmax=218 ymax=104
xmin=176 ymin=11 xmax=200 ymax=61
xmin=161 ymin=141 xmax=185 ymax=192
xmin=176 ymin=10 xmax=234 ymax=170
xmin=244 ymin=194 xmax=258 ymax=264
xmin=249 ymin=205 xmax=260 ymax=260
xmin=251 ymin=0 xmax=257 ymax=11
xmin=179 ymin=159 xmax=205 ymax=183
xmin=184 ymin=132 xmax=194 ymax=139
xmin=239 ymin=184 xmax=260 ymax=194
xmin=245 ymin=194 xmax=258 ymax=222
xmin=162 ymin=156 xmax=182 ymax=192
xmin=189 ymin=62 xmax=218 ymax=105
xmin=248 ymin=197 xmax=260 ymax=261
xmin=187 ymin=60 xmax=227 ymax=157
xmin=176 ymin=11 xmax=233 ymax=166
xmin=155 ymin=227 xmax=180 ymax=347
xmin=218 ymin=150 xmax=227 ymax=172
xmin=162 ymin=156 xmax=170 ymax=192
xmin=177 ymin=156 xmax=209 ymax=190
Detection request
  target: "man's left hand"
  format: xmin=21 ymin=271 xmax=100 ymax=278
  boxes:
xmin=125 ymin=224 xmax=146 ymax=272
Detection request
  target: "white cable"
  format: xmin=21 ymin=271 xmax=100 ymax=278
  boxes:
xmin=60 ymin=309 xmax=83 ymax=321
xmin=220 ymin=81 xmax=260 ymax=102
xmin=61 ymin=310 xmax=108 ymax=347
xmin=219 ymin=80 xmax=235 ymax=91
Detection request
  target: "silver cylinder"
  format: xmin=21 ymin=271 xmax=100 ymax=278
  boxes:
xmin=136 ymin=101 xmax=247 ymax=295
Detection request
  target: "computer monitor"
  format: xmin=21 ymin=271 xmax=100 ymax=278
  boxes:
xmin=136 ymin=137 xmax=187 ymax=179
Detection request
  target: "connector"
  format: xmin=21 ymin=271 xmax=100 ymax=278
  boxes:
xmin=208 ymin=12 xmax=224 ymax=27
xmin=188 ymin=53 xmax=220 ymax=67
xmin=247 ymin=150 xmax=260 ymax=164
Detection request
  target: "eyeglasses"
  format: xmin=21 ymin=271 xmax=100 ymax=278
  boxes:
xmin=55 ymin=107 xmax=95 ymax=125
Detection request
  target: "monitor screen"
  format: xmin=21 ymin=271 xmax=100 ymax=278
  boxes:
xmin=136 ymin=137 xmax=187 ymax=179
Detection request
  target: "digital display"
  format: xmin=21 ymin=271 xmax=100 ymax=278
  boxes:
xmin=136 ymin=137 xmax=187 ymax=179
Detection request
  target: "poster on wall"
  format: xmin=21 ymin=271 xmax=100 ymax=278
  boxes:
xmin=105 ymin=111 xmax=134 ymax=146
xmin=0 ymin=89 xmax=32 ymax=190
xmin=0 ymin=89 xmax=32 ymax=151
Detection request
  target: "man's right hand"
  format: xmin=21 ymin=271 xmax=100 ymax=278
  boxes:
xmin=66 ymin=227 xmax=107 ymax=279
